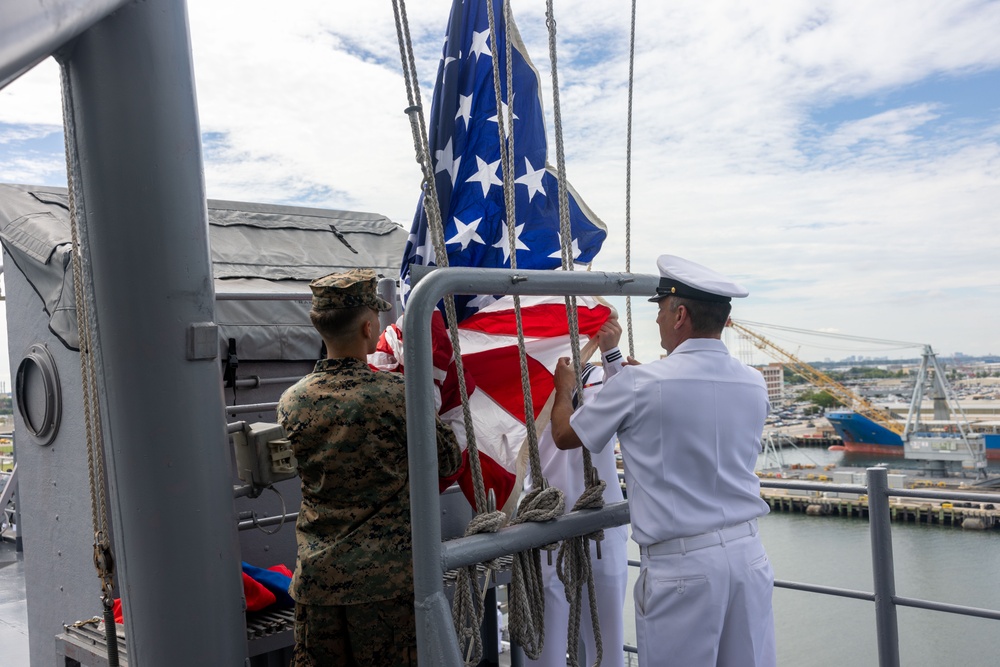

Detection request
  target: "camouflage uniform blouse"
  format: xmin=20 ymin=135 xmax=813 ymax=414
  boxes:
xmin=277 ymin=357 xmax=461 ymax=606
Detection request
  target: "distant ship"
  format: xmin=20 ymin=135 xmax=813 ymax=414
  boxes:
xmin=826 ymin=411 xmax=1000 ymax=461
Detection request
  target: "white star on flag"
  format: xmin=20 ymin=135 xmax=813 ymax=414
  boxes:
xmin=435 ymin=138 xmax=462 ymax=186
xmin=488 ymin=98 xmax=518 ymax=137
xmin=469 ymin=29 xmax=491 ymax=61
xmin=492 ymin=221 xmax=529 ymax=264
xmin=548 ymin=232 xmax=581 ymax=261
xmin=446 ymin=216 xmax=486 ymax=251
xmin=412 ymin=237 xmax=435 ymax=265
xmin=455 ymin=94 xmax=473 ymax=129
xmin=466 ymin=156 xmax=503 ymax=197
xmin=514 ymin=157 xmax=546 ymax=203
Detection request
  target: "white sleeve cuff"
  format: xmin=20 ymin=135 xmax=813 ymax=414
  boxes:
xmin=601 ymin=347 xmax=623 ymax=378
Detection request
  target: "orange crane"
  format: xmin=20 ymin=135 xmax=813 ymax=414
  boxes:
xmin=727 ymin=320 xmax=905 ymax=435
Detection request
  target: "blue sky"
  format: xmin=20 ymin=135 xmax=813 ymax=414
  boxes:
xmin=810 ymin=69 xmax=1000 ymax=128
xmin=1 ymin=0 xmax=999 ymax=385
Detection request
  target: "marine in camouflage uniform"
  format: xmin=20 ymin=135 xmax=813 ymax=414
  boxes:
xmin=277 ymin=269 xmax=462 ymax=667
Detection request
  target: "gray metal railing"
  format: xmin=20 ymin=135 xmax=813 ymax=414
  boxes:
xmin=764 ymin=474 xmax=1000 ymax=637
xmin=621 ymin=470 xmax=1000 ymax=663
xmin=402 ymin=266 xmax=1000 ymax=667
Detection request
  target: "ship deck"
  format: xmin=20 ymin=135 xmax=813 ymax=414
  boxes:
xmin=0 ymin=539 xmax=28 ymax=666
xmin=0 ymin=537 xmax=527 ymax=666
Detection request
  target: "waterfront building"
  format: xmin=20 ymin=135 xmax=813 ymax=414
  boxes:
xmin=757 ymin=363 xmax=785 ymax=405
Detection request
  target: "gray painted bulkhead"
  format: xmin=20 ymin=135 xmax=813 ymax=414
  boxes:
xmin=5 ymin=260 xmax=107 ymax=664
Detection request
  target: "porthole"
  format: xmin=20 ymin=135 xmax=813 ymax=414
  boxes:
xmin=15 ymin=344 xmax=62 ymax=446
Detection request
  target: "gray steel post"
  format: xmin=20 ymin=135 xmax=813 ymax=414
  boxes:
xmin=0 ymin=0 xmax=132 ymax=90
xmin=377 ymin=277 xmax=399 ymax=331
xmin=866 ymin=467 xmax=900 ymax=667
xmin=404 ymin=267 xmax=656 ymax=667
xmin=402 ymin=271 xmax=461 ymax=666
xmin=59 ymin=0 xmax=246 ymax=664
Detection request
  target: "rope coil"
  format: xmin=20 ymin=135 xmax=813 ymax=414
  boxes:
xmin=556 ymin=476 xmax=606 ymax=667
xmin=452 ymin=505 xmax=506 ymax=663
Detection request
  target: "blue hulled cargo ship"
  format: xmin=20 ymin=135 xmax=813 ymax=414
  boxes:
xmin=826 ymin=411 xmax=1000 ymax=460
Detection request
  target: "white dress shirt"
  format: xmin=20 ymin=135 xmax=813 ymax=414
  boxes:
xmin=569 ymin=338 xmax=770 ymax=546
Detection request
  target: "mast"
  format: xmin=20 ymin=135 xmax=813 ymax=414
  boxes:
xmin=59 ymin=0 xmax=246 ymax=662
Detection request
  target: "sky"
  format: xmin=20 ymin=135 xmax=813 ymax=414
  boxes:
xmin=1 ymin=0 xmax=999 ymax=387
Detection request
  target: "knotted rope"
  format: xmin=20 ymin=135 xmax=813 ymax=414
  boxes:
xmin=545 ymin=3 xmax=605 ymax=664
xmin=451 ymin=503 xmax=507 ymax=663
xmin=391 ymin=2 xmax=505 ymax=663
xmin=486 ymin=1 xmax=566 ymax=658
xmin=556 ymin=475 xmax=606 ymax=667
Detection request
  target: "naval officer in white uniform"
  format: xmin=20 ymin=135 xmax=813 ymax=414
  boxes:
xmin=526 ymin=316 xmax=629 ymax=667
xmin=550 ymin=255 xmax=776 ymax=667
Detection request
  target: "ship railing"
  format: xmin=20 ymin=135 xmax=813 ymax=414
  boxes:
xmin=616 ymin=475 xmax=1000 ymax=665
xmin=403 ymin=267 xmax=1000 ymax=667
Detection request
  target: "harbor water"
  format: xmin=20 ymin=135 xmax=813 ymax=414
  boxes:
xmin=615 ymin=447 xmax=1000 ymax=666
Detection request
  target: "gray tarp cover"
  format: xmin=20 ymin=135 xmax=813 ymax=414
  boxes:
xmin=0 ymin=184 xmax=407 ymax=359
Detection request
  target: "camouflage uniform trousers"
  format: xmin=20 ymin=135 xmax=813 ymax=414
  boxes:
xmin=291 ymin=595 xmax=418 ymax=667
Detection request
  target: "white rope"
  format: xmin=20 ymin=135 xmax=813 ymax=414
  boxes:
xmin=486 ymin=1 xmax=566 ymax=659
xmin=60 ymin=65 xmax=120 ymax=666
xmin=624 ymin=0 xmax=637 ymax=359
xmin=452 ymin=509 xmax=507 ymax=662
xmin=391 ymin=3 xmax=505 ymax=664
xmin=544 ymin=3 xmax=606 ymax=664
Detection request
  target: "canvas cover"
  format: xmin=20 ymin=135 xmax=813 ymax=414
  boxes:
xmin=0 ymin=184 xmax=407 ymax=359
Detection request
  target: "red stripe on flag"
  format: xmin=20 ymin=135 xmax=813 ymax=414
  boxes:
xmin=460 ymin=303 xmax=611 ymax=338
xmin=463 ymin=345 xmax=552 ymax=422
xmin=457 ymin=448 xmax=517 ymax=513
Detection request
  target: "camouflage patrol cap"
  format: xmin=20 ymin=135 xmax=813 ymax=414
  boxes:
xmin=309 ymin=269 xmax=392 ymax=312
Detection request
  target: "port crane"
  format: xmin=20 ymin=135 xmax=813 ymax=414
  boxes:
xmin=727 ymin=320 xmax=904 ymax=434
xmin=728 ymin=320 xmax=987 ymax=474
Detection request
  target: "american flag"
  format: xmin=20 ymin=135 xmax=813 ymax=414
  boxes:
xmin=399 ymin=0 xmax=607 ymax=315
xmin=376 ymin=0 xmax=610 ymax=514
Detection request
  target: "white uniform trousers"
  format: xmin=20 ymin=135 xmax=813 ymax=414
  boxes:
xmin=635 ymin=531 xmax=775 ymax=667
xmin=525 ymin=525 xmax=628 ymax=667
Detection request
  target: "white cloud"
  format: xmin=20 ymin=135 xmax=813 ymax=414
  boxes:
xmin=0 ymin=58 xmax=62 ymax=125
xmin=0 ymin=0 xmax=998 ymax=370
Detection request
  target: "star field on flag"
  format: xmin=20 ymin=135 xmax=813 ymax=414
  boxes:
xmin=399 ymin=0 xmax=607 ymax=322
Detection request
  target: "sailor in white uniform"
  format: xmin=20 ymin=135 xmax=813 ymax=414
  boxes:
xmin=526 ymin=317 xmax=629 ymax=667
xmin=550 ymin=255 xmax=776 ymax=667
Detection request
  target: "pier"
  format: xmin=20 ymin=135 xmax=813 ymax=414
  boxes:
xmin=761 ymin=487 xmax=999 ymax=529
